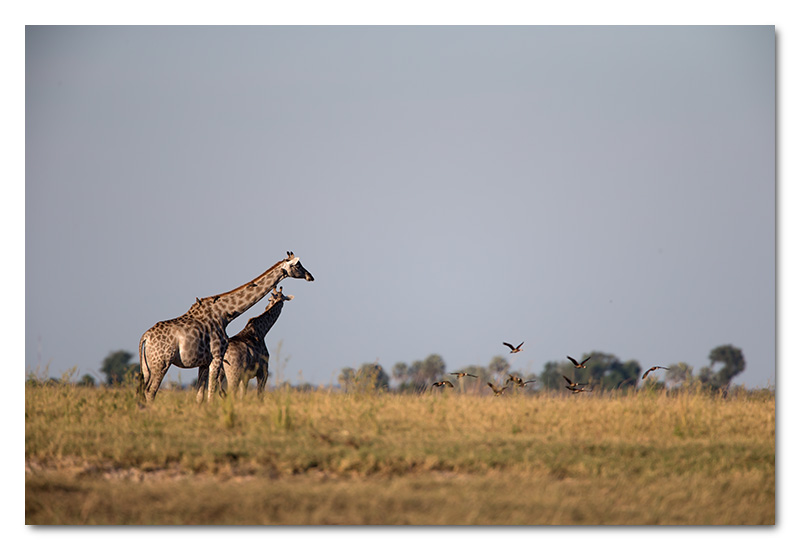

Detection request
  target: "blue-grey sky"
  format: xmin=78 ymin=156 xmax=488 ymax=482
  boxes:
xmin=25 ymin=26 xmax=775 ymax=388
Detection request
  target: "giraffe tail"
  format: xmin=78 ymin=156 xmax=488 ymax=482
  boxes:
xmin=138 ymin=334 xmax=150 ymax=400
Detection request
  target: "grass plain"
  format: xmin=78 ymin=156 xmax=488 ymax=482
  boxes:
xmin=25 ymin=383 xmax=775 ymax=525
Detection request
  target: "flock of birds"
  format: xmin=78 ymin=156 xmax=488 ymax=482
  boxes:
xmin=430 ymin=341 xmax=670 ymax=396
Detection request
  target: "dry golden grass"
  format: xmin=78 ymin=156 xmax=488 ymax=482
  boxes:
xmin=25 ymin=384 xmax=774 ymax=525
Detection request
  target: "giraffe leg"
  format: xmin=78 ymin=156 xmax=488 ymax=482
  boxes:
xmin=256 ymin=364 xmax=268 ymax=396
xmin=195 ymin=367 xmax=209 ymax=403
xmin=217 ymin=367 xmax=228 ymax=398
xmin=221 ymin=353 xmax=240 ymax=399
xmin=206 ymin=334 xmax=228 ymax=402
xmin=207 ymin=357 xmax=225 ymax=402
xmin=226 ymin=369 xmax=241 ymax=399
xmin=144 ymin=362 xmax=169 ymax=402
xmin=255 ymin=350 xmax=269 ymax=397
xmin=235 ymin=368 xmax=248 ymax=399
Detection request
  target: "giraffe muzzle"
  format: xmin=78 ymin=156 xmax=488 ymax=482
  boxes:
xmin=304 ymin=271 xmax=315 ymax=282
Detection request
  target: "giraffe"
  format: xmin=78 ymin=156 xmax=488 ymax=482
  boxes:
xmin=219 ymin=286 xmax=293 ymax=398
xmin=138 ymin=251 xmax=314 ymax=403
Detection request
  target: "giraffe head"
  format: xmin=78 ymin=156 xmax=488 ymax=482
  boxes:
xmin=281 ymin=251 xmax=315 ymax=282
xmin=267 ymin=286 xmax=295 ymax=308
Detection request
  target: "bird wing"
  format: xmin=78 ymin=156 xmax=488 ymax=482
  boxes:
xmin=562 ymin=375 xmax=573 ymax=384
xmin=582 ymin=356 xmax=592 ymax=365
xmin=502 ymin=342 xmax=515 ymax=350
xmin=567 ymin=356 xmax=578 ymax=366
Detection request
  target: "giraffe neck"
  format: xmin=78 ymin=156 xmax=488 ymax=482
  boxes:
xmin=240 ymin=301 xmax=285 ymax=341
xmin=201 ymin=260 xmax=286 ymax=327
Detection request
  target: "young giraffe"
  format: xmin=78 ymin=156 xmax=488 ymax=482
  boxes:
xmin=138 ymin=251 xmax=314 ymax=403
xmin=219 ymin=286 xmax=293 ymax=398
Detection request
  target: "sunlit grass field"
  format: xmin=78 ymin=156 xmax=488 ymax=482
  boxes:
xmin=25 ymin=383 xmax=774 ymax=525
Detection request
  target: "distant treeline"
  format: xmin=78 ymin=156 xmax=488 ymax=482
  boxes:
xmin=337 ymin=344 xmax=748 ymax=394
xmin=31 ymin=344 xmax=754 ymax=395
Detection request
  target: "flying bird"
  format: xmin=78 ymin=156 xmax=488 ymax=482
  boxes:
xmin=432 ymin=380 xmax=454 ymax=388
xmin=503 ymin=341 xmax=524 ymax=353
xmin=642 ymin=366 xmax=670 ymax=380
xmin=487 ymin=382 xmax=509 ymax=396
xmin=563 ymin=375 xmax=589 ymax=390
xmin=567 ymin=356 xmax=591 ymax=368
xmin=505 ymin=374 xmax=536 ymax=388
xmin=450 ymin=372 xmax=478 ymax=379
xmin=567 ymin=385 xmax=593 ymax=393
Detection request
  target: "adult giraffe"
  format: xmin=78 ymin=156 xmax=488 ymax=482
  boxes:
xmin=138 ymin=251 xmax=314 ymax=402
